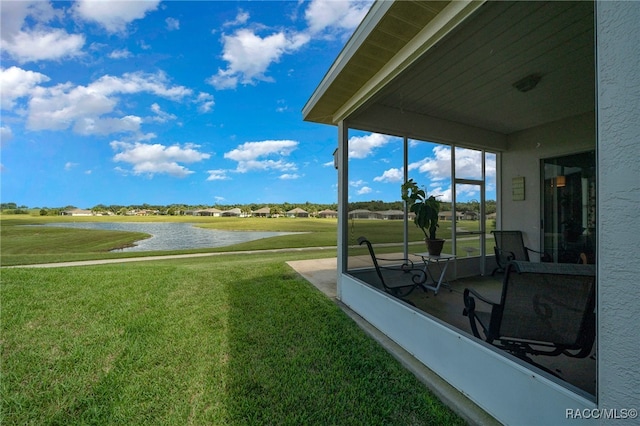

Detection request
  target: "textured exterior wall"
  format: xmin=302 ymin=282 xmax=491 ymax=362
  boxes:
xmin=596 ymin=1 xmax=640 ymax=412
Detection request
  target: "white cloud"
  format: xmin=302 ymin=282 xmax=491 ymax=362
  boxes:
xmin=89 ymin=71 xmax=192 ymax=100
xmin=223 ymin=10 xmax=250 ymax=27
xmin=276 ymin=99 xmax=288 ymax=113
xmin=305 ymin=0 xmax=372 ymax=36
xmin=64 ymin=162 xmax=78 ymax=171
xmin=109 ymin=49 xmax=132 ymax=59
xmin=453 ymin=147 xmax=484 ymax=180
xmin=150 ymin=103 xmax=177 ymax=123
xmin=165 ymin=17 xmax=180 ymax=31
xmin=224 ymin=140 xmax=298 ymax=173
xmin=196 ymin=92 xmax=214 ymax=113
xmin=26 ymin=71 xmax=191 ymax=135
xmin=0 ymin=1 xmax=84 ymax=63
xmin=454 ymin=183 xmax=480 ymax=199
xmin=206 ymin=169 xmax=230 ymax=181
xmin=406 ymin=146 xmax=497 ymax=202
xmin=111 ymin=141 xmax=210 ymax=178
xmin=374 ymin=167 xmax=403 ymax=183
xmin=208 ymin=28 xmax=310 ymax=90
xmin=349 ymin=179 xmax=366 ymax=187
xmin=279 ymin=173 xmax=300 ymax=180
xmin=3 ymin=30 xmax=85 ymax=64
xmin=73 ymin=116 xmax=142 ymax=135
xmin=348 ymin=133 xmax=393 ymax=159
xmin=0 ymin=66 xmax=50 ymax=109
xmin=409 ymin=145 xmax=495 ymax=185
xmin=73 ymin=0 xmax=160 ymax=34
xmin=1 ymin=125 xmax=13 ymax=143
xmin=357 ymin=186 xmax=372 ymax=195
xmin=207 ymin=1 xmax=370 ymax=90
xmin=408 ymin=145 xmax=451 ymax=181
xmin=428 ymin=186 xmax=451 ymax=202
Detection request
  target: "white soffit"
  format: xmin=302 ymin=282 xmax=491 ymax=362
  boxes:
xmin=304 ymin=1 xmax=596 ymax=138
xmin=303 ymin=1 xmax=465 ymax=124
xmin=333 ymin=0 xmax=485 ymax=124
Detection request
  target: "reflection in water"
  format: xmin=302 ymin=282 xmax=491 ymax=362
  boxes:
xmin=44 ymin=222 xmax=298 ymax=252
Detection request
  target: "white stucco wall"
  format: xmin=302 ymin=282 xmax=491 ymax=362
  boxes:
xmin=500 ymin=113 xmax=595 ymax=260
xmin=596 ymin=1 xmax=640 ymax=414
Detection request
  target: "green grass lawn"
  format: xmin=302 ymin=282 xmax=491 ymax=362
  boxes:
xmin=1 ymin=253 xmax=465 ymax=425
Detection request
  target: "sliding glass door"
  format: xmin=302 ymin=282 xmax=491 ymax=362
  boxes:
xmin=542 ymin=151 xmax=596 ymax=263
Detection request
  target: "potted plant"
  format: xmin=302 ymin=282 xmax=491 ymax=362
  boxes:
xmin=401 ymin=178 xmax=444 ymax=256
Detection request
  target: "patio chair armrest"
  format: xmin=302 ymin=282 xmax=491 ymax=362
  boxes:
xmin=525 ymin=246 xmax=552 ymax=261
xmin=377 ymin=257 xmax=415 ymax=271
xmin=494 ymin=247 xmax=516 ymax=261
xmin=463 ymin=288 xmax=495 ymax=340
xmin=463 ymin=288 xmax=498 ymax=307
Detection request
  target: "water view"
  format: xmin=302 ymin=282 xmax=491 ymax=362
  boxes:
xmin=43 ymin=222 xmax=299 ymax=252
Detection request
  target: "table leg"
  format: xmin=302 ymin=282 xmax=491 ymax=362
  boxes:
xmin=433 ymin=259 xmax=453 ymax=295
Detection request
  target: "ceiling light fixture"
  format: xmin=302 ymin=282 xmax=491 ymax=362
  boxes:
xmin=513 ymin=73 xmax=542 ymax=92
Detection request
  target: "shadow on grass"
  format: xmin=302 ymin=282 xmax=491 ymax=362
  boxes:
xmin=223 ymin=267 xmax=465 ymax=425
xmin=1 ymin=258 xmax=464 ymax=425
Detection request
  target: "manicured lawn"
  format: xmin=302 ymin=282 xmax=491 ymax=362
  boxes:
xmin=1 ymin=253 xmax=465 ymax=425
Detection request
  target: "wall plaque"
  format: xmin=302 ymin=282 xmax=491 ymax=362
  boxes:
xmin=512 ymin=176 xmax=525 ymax=201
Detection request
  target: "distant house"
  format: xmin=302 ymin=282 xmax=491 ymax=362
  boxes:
xmin=60 ymin=209 xmax=93 ymax=216
xmin=438 ymin=211 xmax=463 ymax=221
xmin=348 ymin=209 xmax=381 ymax=219
xmin=462 ymin=211 xmax=478 ymax=220
xmin=318 ymin=209 xmax=338 ymax=218
xmin=195 ymin=208 xmax=222 ymax=217
xmin=253 ymin=207 xmax=271 ymax=217
xmin=286 ymin=207 xmax=309 ymax=218
xmin=221 ymin=208 xmax=242 ymax=217
xmin=378 ymin=209 xmax=404 ymax=220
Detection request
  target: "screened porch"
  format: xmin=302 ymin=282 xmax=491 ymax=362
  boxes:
xmin=346 ymin=248 xmax=596 ymax=398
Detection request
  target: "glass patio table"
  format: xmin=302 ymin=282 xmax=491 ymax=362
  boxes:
xmin=413 ymin=252 xmax=456 ymax=295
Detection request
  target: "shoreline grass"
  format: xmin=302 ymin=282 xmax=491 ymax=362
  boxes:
xmin=1 ymin=253 xmax=465 ymax=425
xmin=1 ymin=215 xmax=493 ymax=267
xmin=1 ymin=215 xmax=449 ymax=266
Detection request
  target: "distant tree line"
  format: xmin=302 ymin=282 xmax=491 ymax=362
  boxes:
xmin=347 ymin=199 xmax=496 ymax=214
xmin=2 ymin=199 xmax=496 ymax=216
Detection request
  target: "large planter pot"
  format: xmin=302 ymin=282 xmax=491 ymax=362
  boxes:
xmin=426 ymin=239 xmax=445 ymax=256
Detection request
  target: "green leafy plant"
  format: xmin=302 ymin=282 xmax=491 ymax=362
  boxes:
xmin=401 ymin=179 xmax=441 ymax=240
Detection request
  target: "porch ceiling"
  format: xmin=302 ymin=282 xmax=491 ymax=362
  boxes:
xmin=304 ymin=1 xmax=595 ymax=139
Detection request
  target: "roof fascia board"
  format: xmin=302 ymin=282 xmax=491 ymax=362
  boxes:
xmin=302 ymin=1 xmax=394 ymax=119
xmin=333 ymin=0 xmax=486 ymax=124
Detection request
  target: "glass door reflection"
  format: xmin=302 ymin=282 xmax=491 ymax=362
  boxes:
xmin=542 ymin=151 xmax=596 ymax=264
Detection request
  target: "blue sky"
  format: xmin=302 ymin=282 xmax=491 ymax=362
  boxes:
xmin=1 ymin=0 xmax=493 ymax=209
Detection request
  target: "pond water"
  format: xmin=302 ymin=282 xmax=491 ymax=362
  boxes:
xmin=43 ymin=222 xmax=299 ymax=252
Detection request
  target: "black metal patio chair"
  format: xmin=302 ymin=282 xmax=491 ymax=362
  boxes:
xmin=357 ymin=237 xmax=427 ymax=304
xmin=463 ymin=261 xmax=596 ymax=373
xmin=491 ymin=230 xmax=550 ymax=275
